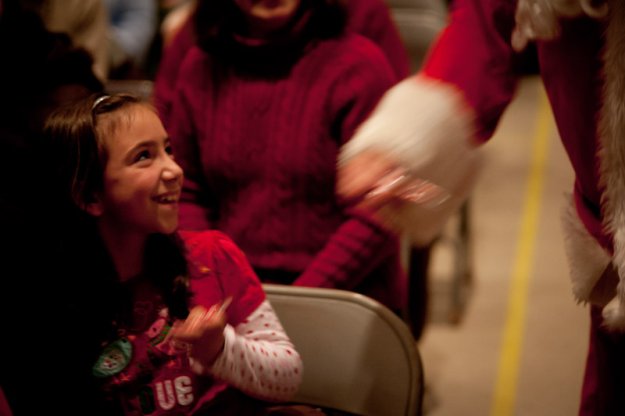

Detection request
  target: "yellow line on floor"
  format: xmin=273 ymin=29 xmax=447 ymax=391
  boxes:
xmin=490 ymin=89 xmax=552 ymax=416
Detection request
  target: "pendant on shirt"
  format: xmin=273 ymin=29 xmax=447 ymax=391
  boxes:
xmin=92 ymin=338 xmax=133 ymax=378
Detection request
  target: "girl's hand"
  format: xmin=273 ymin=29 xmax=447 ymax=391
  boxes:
xmin=170 ymin=300 xmax=230 ymax=367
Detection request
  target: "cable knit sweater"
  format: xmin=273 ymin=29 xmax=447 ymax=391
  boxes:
xmin=153 ymin=0 xmax=410 ymax=128
xmin=166 ymin=32 xmax=406 ymax=311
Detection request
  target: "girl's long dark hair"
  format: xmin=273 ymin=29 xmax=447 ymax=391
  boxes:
xmin=42 ymin=93 xmax=192 ymax=354
xmin=193 ymin=0 xmax=347 ymax=76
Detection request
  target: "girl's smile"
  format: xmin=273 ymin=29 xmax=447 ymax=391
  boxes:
xmin=93 ymin=104 xmax=184 ymax=238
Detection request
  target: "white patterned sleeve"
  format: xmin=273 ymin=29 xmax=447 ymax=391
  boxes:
xmin=204 ymin=300 xmax=303 ymax=401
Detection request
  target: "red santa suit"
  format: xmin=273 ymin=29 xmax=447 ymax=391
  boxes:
xmin=340 ymin=0 xmax=625 ymax=413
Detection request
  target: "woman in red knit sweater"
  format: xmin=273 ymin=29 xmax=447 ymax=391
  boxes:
xmin=154 ymin=0 xmax=410 ymax=127
xmin=161 ymin=0 xmax=407 ymax=313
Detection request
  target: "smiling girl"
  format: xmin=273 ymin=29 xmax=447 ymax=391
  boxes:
xmin=42 ymin=93 xmax=303 ymax=415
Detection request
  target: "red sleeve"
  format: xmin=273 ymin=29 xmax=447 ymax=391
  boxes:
xmin=182 ymin=230 xmax=265 ymax=326
xmin=295 ymin=37 xmax=399 ymax=289
xmin=294 ymin=209 xmax=398 ymax=289
xmin=346 ymin=0 xmax=411 ymax=80
xmin=422 ymin=0 xmax=520 ymax=141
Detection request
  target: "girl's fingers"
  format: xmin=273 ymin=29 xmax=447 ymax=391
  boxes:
xmin=218 ymin=297 xmax=233 ymax=314
xmin=170 ymin=304 xmax=226 ymax=341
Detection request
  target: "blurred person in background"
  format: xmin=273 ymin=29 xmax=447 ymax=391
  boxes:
xmin=34 ymin=0 xmax=159 ymax=80
xmin=31 ymin=0 xmax=110 ymax=81
xmin=104 ymin=0 xmax=158 ymax=78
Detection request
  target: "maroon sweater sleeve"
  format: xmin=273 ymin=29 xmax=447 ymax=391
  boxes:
xmin=295 ymin=38 xmax=400 ymax=289
xmin=295 ymin=208 xmax=398 ymax=289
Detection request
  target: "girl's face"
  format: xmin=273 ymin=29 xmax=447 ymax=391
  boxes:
xmin=234 ymin=0 xmax=301 ymax=34
xmin=95 ymin=105 xmax=183 ymax=238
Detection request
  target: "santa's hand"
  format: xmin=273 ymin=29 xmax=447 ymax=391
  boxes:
xmin=337 ymin=149 xmax=402 ymax=208
xmin=170 ymin=302 xmax=228 ymax=367
xmin=338 ymin=148 xmax=451 ymax=213
xmin=338 ymin=76 xmax=481 ymax=246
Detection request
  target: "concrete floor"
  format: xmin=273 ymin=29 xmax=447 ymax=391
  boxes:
xmin=418 ymin=76 xmax=589 ymax=416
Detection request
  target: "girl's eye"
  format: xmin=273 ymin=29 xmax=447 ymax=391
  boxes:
xmin=134 ymin=150 xmax=151 ymax=163
xmin=165 ymin=144 xmax=174 ymax=156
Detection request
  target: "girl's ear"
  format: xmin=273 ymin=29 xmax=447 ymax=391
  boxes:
xmin=82 ymin=194 xmax=104 ymax=217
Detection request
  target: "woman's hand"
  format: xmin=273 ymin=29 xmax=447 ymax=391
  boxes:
xmin=170 ymin=300 xmax=230 ymax=367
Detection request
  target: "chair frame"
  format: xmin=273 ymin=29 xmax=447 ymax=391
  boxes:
xmin=264 ymin=284 xmax=424 ymax=416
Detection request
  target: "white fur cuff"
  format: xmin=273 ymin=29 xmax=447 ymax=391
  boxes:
xmin=339 ymin=75 xmax=482 ymax=245
xmin=560 ymin=195 xmax=625 ymax=331
xmin=560 ymin=195 xmax=611 ymax=302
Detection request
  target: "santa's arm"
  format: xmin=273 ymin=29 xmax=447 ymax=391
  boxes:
xmin=338 ymin=0 xmax=522 ymax=245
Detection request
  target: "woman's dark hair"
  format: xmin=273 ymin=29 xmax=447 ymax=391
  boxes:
xmin=193 ymin=0 xmax=347 ymax=75
xmin=42 ymin=93 xmax=192 ymax=340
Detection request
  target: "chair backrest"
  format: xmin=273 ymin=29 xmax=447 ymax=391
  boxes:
xmin=263 ymin=284 xmax=424 ymax=416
